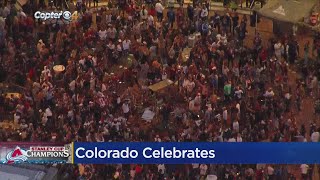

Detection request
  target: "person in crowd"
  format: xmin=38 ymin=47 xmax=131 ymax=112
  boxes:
xmin=167 ymin=7 xmax=175 ymax=28
xmin=232 ymin=12 xmax=239 ymax=36
xmin=200 ymin=4 xmax=208 ymax=21
xmin=187 ymin=4 xmax=194 ymax=22
xmin=155 ymin=0 xmax=164 ymax=22
xmin=300 ymin=164 xmax=309 ymax=180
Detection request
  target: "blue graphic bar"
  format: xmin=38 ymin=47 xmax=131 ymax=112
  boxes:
xmin=73 ymin=142 xmax=320 ymax=164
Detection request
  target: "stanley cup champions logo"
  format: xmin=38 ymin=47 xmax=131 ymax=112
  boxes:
xmin=5 ymin=146 xmax=28 ymax=164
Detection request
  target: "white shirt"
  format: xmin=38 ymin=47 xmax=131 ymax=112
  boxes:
xmin=67 ymin=110 xmax=74 ymax=119
xmin=267 ymin=166 xmax=274 ymax=175
xmin=194 ymin=95 xmax=201 ymax=106
xmin=92 ymin=57 xmax=97 ymax=66
xmin=233 ymin=67 xmax=240 ymax=77
xmin=155 ymin=137 xmax=161 ymax=142
xmin=148 ymin=15 xmax=154 ymax=26
xmin=264 ymin=90 xmax=275 ymax=97
xmin=284 ymin=93 xmax=291 ymax=100
xmin=20 ymin=123 xmax=28 ymax=129
xmin=152 ymin=38 xmax=159 ymax=44
xmin=200 ymin=164 xmax=208 ymax=175
xmin=311 ymin=132 xmax=319 ymax=142
xmin=311 ymin=77 xmax=318 ymax=89
xmin=107 ymin=28 xmax=116 ymax=39
xmin=90 ymin=77 xmax=95 ymax=90
xmin=236 ymin=103 xmax=240 ymax=115
xmin=101 ymin=83 xmax=107 ymax=92
xmin=45 ymin=108 xmax=52 ymax=117
xmin=14 ymin=113 xmax=20 ymax=124
xmin=107 ymin=43 xmax=115 ymax=50
xmin=235 ymin=89 xmax=243 ymax=99
xmin=118 ymin=30 xmax=124 ymax=38
xmin=189 ymin=100 xmax=195 ymax=111
xmin=130 ymin=169 xmax=135 ymax=178
xmin=233 ymin=121 xmax=239 ymax=132
xmin=106 ymin=14 xmax=112 ymax=24
xmin=158 ymin=164 xmax=165 ymax=174
xmin=79 ymin=58 xmax=85 ymax=65
xmin=98 ymin=98 xmax=106 ymax=108
xmin=122 ymin=103 xmax=130 ymax=113
xmin=136 ymin=37 xmax=142 ymax=43
xmin=162 ymin=73 xmax=167 ymax=80
xmin=155 ymin=3 xmax=164 ymax=13
xmin=69 ymin=80 xmax=76 ymax=91
xmin=18 ymin=11 xmax=27 ymax=18
xmin=200 ymin=8 xmax=208 ymax=18
xmin=236 ymin=136 xmax=242 ymax=142
xmin=140 ymin=9 xmax=148 ymax=20
xmin=228 ymin=138 xmax=236 ymax=142
xmin=223 ymin=110 xmax=228 ymax=121
xmin=300 ymin=164 xmax=309 ymax=174
xmin=117 ymin=44 xmax=122 ymax=52
xmin=184 ymin=80 xmax=195 ymax=93
xmin=222 ymin=66 xmax=229 ymax=76
xmin=192 ymin=163 xmax=199 ymax=169
xmin=98 ymin=30 xmax=107 ymax=40
xmin=122 ymin=40 xmax=131 ymax=50
xmin=274 ymin=42 xmax=283 ymax=57
xmin=112 ymin=121 xmax=121 ymax=131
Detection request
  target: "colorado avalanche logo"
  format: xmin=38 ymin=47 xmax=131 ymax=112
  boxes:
xmin=5 ymin=146 xmax=28 ymax=164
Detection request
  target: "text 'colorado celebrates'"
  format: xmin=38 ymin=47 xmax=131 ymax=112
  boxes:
xmin=75 ymin=147 xmax=215 ymax=159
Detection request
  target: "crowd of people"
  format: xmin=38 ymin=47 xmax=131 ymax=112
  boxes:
xmin=1 ymin=0 xmax=320 ymax=179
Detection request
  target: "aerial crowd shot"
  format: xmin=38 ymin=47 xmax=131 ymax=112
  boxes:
xmin=1 ymin=0 xmax=320 ymax=179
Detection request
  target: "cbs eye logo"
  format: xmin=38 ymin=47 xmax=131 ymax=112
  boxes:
xmin=62 ymin=11 xmax=72 ymax=20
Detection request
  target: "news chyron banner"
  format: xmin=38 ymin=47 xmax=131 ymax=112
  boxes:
xmin=2 ymin=142 xmax=320 ymax=164
xmin=73 ymin=142 xmax=320 ymax=164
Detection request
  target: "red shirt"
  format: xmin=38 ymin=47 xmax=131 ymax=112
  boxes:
xmin=76 ymin=38 xmax=83 ymax=47
xmin=85 ymin=30 xmax=94 ymax=41
xmin=26 ymin=17 xmax=34 ymax=27
xmin=135 ymin=165 xmax=142 ymax=174
xmin=255 ymin=169 xmax=263 ymax=180
xmin=24 ymin=101 xmax=30 ymax=110
xmin=259 ymin=49 xmax=267 ymax=62
xmin=28 ymin=68 xmax=35 ymax=79
xmin=148 ymin=8 xmax=156 ymax=16
xmin=126 ymin=4 xmax=135 ymax=15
